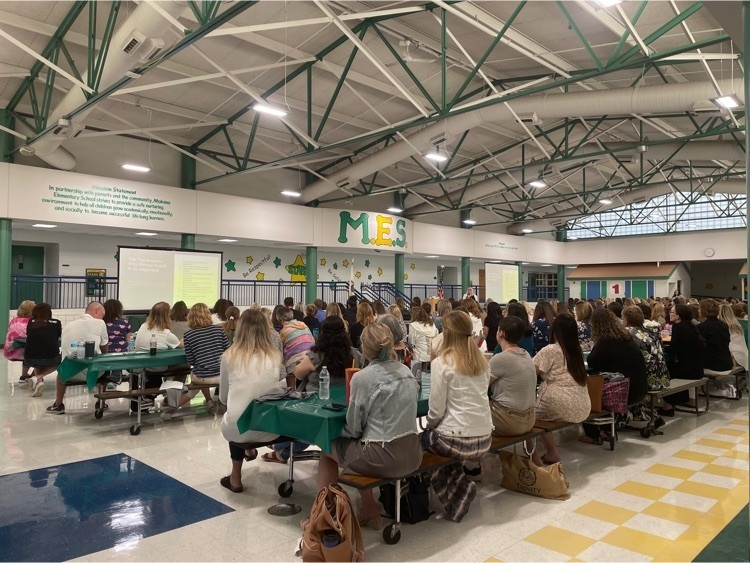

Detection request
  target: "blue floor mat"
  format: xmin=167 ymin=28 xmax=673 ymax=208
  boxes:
xmin=0 ymin=454 xmax=233 ymax=561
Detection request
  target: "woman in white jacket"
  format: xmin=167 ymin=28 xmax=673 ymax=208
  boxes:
xmin=719 ymin=304 xmax=748 ymax=370
xmin=408 ymin=306 xmax=439 ymax=369
xmin=219 ymin=309 xmax=284 ymax=493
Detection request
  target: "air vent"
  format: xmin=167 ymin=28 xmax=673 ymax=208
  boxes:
xmin=517 ymin=113 xmax=542 ymax=125
xmin=691 ymin=103 xmax=723 ymax=115
xmin=141 ymin=39 xmax=165 ymax=62
xmin=336 ymin=178 xmax=353 ymax=189
xmin=430 ymin=134 xmax=447 ymax=146
xmin=122 ymin=31 xmax=146 ymax=55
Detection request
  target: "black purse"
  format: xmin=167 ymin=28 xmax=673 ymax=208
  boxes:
xmin=378 ymin=474 xmax=432 ymax=524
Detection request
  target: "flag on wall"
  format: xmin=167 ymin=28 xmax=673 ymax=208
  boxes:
xmin=438 ymin=265 xmax=445 ymax=299
xmin=349 ymin=259 xmax=355 ymax=297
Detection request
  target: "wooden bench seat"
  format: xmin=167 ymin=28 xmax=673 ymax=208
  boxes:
xmin=339 ymin=452 xmax=456 ymax=490
xmin=648 ymin=377 xmax=709 ymax=399
xmin=489 ymin=430 xmax=544 ymax=452
xmin=533 ymin=419 xmax=575 ymax=432
xmin=93 ymin=381 xmax=215 ymax=401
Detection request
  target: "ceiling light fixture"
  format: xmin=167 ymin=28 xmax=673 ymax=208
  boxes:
xmin=568 ymin=236 xmax=579 ymax=240
xmin=521 ymin=262 xmax=529 ymax=265
xmin=253 ymin=104 xmax=288 ymax=117
xmin=528 ymin=179 xmax=547 ymax=189
xmin=596 ymin=0 xmax=622 ymax=6
xmin=599 ymin=198 xmax=613 ymax=205
xmin=387 ymin=207 xmax=403 ymax=213
xmin=281 ymin=190 xmax=302 ymax=197
xmin=32 ymin=223 xmax=57 ymax=228
xmin=521 ymin=228 xmax=534 ymax=234
xmin=121 ymin=164 xmax=150 ymax=172
xmin=425 ymin=144 xmax=448 ymax=163
xmin=135 ymin=231 xmax=158 ymax=236
xmin=462 ymin=210 xmax=477 ymax=226
xmin=540 ymin=264 xmax=552 ymax=267
xmin=425 ymin=255 xmax=440 ymax=258
xmin=218 ymin=238 xmax=238 ymax=243
xmin=711 ymin=94 xmax=743 ymax=110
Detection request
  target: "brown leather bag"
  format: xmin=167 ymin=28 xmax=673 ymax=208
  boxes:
xmin=302 ymin=484 xmax=365 ymax=562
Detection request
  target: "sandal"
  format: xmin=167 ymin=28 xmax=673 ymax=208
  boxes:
xmin=578 ymin=436 xmax=600 ymax=445
xmin=244 ymin=448 xmax=258 ymax=462
xmin=261 ymin=451 xmax=287 ymax=464
xmin=220 ymin=476 xmax=243 ymax=493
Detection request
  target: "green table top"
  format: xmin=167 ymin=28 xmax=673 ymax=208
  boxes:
xmin=10 ymin=338 xmax=26 ymax=351
xmin=58 ymin=348 xmax=187 ymax=390
xmin=237 ymin=385 xmax=429 ymax=454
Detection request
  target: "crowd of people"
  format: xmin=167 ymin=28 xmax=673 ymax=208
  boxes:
xmin=3 ymin=291 xmax=748 ymax=525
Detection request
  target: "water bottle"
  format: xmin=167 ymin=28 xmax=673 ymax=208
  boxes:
xmin=69 ymin=341 xmax=79 ymax=359
xmin=319 ymin=365 xmax=330 ymax=401
xmin=128 ymin=340 xmax=135 ymax=354
xmin=77 ymin=339 xmax=85 ymax=359
xmin=149 ymin=334 xmax=157 ymax=356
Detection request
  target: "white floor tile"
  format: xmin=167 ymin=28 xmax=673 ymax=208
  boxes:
xmin=577 ymin=541 xmax=652 ymax=562
xmin=550 ymin=512 xmax=618 ymax=540
xmin=711 ymin=456 xmax=750 ymax=470
xmin=662 ymin=457 xmax=708 ymax=472
xmin=688 ymin=471 xmax=741 ymax=489
xmin=629 ymin=471 xmax=683 ymax=490
xmin=732 ymin=443 xmax=750 ymax=453
xmin=684 ymin=444 xmax=729 ymax=456
xmin=596 ymin=490 xmax=655 ymax=512
xmin=622 ymin=512 xmax=690 ymax=541
xmin=495 ymin=540 xmax=571 ymax=562
xmin=659 ymin=490 xmax=718 ymax=512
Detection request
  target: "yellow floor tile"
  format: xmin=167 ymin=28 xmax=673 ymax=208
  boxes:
xmin=642 ymin=501 xmax=704 ymax=526
xmin=674 ymin=480 xmax=731 ymax=500
xmin=646 ymin=463 xmax=695 ymax=480
xmin=524 ymin=526 xmax=595 ymax=558
xmin=601 ymin=527 xmax=672 ymax=558
xmin=614 ymin=480 xmax=669 ymax=501
xmin=673 ymin=449 xmax=718 ymax=463
xmin=729 ymin=419 xmax=749 ymax=426
xmin=722 ymin=449 xmax=750 ymax=460
xmin=696 ymin=437 xmax=737 ymax=450
xmin=575 ymin=501 xmax=638 ymax=525
xmin=485 ymin=558 xmax=502 ymax=562
xmin=700 ymin=463 xmax=749 ymax=480
xmin=714 ymin=427 xmax=749 ymax=437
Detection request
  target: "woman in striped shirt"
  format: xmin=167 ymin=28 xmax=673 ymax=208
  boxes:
xmin=162 ymin=302 xmax=230 ymax=421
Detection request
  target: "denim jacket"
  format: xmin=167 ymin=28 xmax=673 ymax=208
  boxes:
xmin=340 ymin=359 xmax=419 ymax=443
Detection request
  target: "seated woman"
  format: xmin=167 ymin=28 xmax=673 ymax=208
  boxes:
xmin=719 ymin=303 xmax=748 ymax=371
xmin=4 ymin=300 xmax=35 ymax=380
xmin=211 ymin=298 xmax=233 ymax=325
xmin=377 ymin=314 xmax=411 ymax=366
xmin=219 ymin=310 xmax=285 ymax=493
xmin=170 ymin=301 xmax=189 ymax=341
xmin=387 ymin=304 xmax=408 ymax=342
xmin=532 ymin=301 xmax=556 ymax=354
xmin=489 ymin=316 xmax=536 ymax=437
xmin=584 ymin=309 xmax=647 ymax=442
xmin=661 ymin=305 xmax=704 ymax=413
xmin=263 ymin=316 xmax=362 ymax=464
xmin=622 ymin=306 xmax=668 ymax=393
xmin=531 ymin=313 xmax=590 ymax=465
xmin=23 ymin=303 xmax=62 ymax=398
xmin=103 ymin=299 xmax=132 ymax=388
xmin=698 ymin=298 xmax=735 ymax=396
xmin=349 ymin=302 xmax=374 ymax=348
xmin=575 ymin=300 xmax=593 ymax=351
xmin=162 ymin=303 xmax=231 ymax=421
xmin=220 ymin=306 xmax=240 ymax=343
xmin=423 ymin=311 xmax=492 ymax=522
xmin=408 ymin=306 xmax=439 ymax=374
xmin=434 ymin=299 xmax=452 ymax=333
xmin=462 ymin=299 xmax=485 ymax=344
xmin=317 ymin=324 xmax=422 ymax=529
xmin=301 ymin=304 xmax=321 ymax=334
xmin=483 ymin=302 xmax=503 ymax=353
xmin=497 ymin=302 xmax=535 ymax=357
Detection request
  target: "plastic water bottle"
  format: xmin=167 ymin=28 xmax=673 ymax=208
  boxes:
xmin=319 ymin=365 xmax=330 ymax=401
xmin=149 ymin=334 xmax=157 ymax=356
xmin=128 ymin=340 xmax=135 ymax=354
xmin=69 ymin=341 xmax=79 ymax=359
xmin=421 ymin=370 xmax=431 ymax=398
xmin=77 ymin=339 xmax=85 ymax=359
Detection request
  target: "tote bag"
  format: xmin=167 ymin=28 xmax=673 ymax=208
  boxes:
xmin=500 ymin=451 xmax=570 ymax=500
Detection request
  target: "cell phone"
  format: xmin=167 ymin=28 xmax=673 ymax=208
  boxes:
xmin=323 ymin=403 xmax=347 ymax=411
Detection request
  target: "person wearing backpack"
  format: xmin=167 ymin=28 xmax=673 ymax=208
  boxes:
xmin=316 ymin=323 xmax=422 ymax=530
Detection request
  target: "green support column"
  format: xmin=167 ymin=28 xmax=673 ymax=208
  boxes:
xmin=557 ymin=265 xmax=566 ymax=302
xmin=745 ymin=1 xmax=750 ymax=353
xmin=461 ymin=257 xmax=470 ymax=296
xmin=181 ymin=151 xmax=197 ymax=248
xmin=0 ymin=219 xmax=11 ymax=334
xmin=517 ymin=261 xmax=524 ymax=302
xmin=0 ymin=110 xmax=15 ymax=163
xmin=306 ymin=246 xmax=317 ymax=305
xmin=395 ymin=253 xmax=404 ymax=294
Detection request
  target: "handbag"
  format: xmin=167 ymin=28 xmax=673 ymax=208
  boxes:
xmin=499 ymin=450 xmax=570 ymax=500
xmin=378 ymin=474 xmax=432 ymax=524
xmin=601 ymin=376 xmax=630 ymax=414
xmin=302 ymin=484 xmax=364 ymax=562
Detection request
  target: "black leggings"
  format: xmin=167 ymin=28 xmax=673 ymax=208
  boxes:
xmin=229 ymin=442 xmax=249 ymax=461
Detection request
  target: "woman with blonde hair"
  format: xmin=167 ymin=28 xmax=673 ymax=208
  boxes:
xmin=718 ymin=303 xmax=748 ymax=370
xmin=387 ymin=304 xmax=407 ymax=340
xmin=435 ymin=299 xmax=452 ymax=333
xmin=574 ymin=300 xmax=593 ymax=350
xmin=219 ymin=309 xmax=285 ymax=493
xmin=4 ymin=300 xmax=35 ymax=374
xmin=461 ymin=298 xmax=484 ymax=343
xmin=651 ymin=302 xmax=666 ymax=327
xmin=133 ymin=302 xmax=181 ymax=406
xmin=349 ymin=301 xmax=374 ymax=348
xmin=422 ymin=311 xmax=492 ymax=522
xmin=325 ymin=302 xmax=348 ymax=331
xmin=317 ymin=323 xmax=421 ymax=528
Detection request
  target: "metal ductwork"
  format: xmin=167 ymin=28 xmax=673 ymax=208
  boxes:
xmin=505 ymin=179 xmax=747 ymax=235
xmin=299 ymin=79 xmax=744 ymax=204
xmin=20 ymin=1 xmax=186 ymax=170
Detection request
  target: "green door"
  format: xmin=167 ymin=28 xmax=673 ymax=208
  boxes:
xmin=11 ymin=245 xmax=45 ymax=308
xmin=631 ymin=280 xmax=648 ymax=299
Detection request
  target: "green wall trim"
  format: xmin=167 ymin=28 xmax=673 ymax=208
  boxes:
xmin=305 ymin=246 xmax=317 ymax=305
xmin=0 ymin=219 xmax=12 ymax=333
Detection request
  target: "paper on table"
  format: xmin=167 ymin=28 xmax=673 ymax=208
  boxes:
xmin=160 ymin=380 xmax=184 ymax=391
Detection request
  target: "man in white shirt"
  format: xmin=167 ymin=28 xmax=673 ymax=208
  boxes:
xmin=47 ymin=302 xmax=109 ymax=415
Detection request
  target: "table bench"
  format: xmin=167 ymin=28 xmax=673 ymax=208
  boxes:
xmin=641 ymin=378 xmax=710 ymax=438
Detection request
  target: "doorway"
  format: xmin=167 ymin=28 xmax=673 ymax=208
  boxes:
xmin=11 ymin=245 xmax=45 ymax=308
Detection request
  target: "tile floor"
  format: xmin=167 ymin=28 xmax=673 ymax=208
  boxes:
xmin=1 ymin=360 xmax=747 ymax=562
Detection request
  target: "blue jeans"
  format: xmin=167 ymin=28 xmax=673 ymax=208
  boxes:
xmin=273 ymin=440 xmax=309 ymax=461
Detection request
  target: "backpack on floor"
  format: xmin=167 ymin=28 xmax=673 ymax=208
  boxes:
xmin=301 ymin=484 xmax=364 ymax=562
xmin=378 ymin=474 xmax=432 ymax=524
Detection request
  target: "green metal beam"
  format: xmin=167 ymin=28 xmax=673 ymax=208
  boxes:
xmin=607 ymin=0 xmax=648 ymax=66
xmin=557 ymin=1 xmax=602 ymax=70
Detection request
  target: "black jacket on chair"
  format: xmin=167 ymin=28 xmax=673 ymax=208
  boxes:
xmin=587 ymin=336 xmax=649 ymax=404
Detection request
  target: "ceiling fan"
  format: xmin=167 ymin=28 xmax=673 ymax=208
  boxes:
xmin=386 ymin=40 xmax=437 ymax=67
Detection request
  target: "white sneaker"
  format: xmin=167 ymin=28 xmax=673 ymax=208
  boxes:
xmin=206 ymin=399 xmax=218 ymax=414
xmin=160 ymin=410 xmax=174 ymax=421
xmin=32 ymin=379 xmax=45 ymax=397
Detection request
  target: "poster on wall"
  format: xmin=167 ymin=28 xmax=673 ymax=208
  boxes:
xmin=319 ymin=209 xmax=413 ymax=254
xmin=85 ymin=268 xmax=107 ymax=298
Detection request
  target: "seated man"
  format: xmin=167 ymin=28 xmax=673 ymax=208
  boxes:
xmin=278 ymin=308 xmax=314 ymax=387
xmin=284 ymin=296 xmax=304 ymax=321
xmin=47 ymin=302 xmax=109 ymax=415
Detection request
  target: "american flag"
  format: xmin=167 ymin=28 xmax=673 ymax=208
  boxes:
xmin=437 ymin=265 xmax=444 ymax=299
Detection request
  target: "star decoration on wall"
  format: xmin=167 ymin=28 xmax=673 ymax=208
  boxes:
xmin=114 ymin=251 xmax=119 ymax=262
xmin=343 ymin=259 xmax=350 ymax=268
xmin=329 ymin=281 xmax=336 ymax=290
xmin=255 ymin=272 xmax=265 ymax=281
xmin=333 ymin=262 xmax=338 ymax=270
xmin=368 ymin=274 xmax=372 ymax=280
xmin=273 ymin=257 xmax=281 ymax=268
xmin=410 ymin=263 xmax=416 ymax=270
xmin=404 ymin=274 xmax=409 ymax=280
xmin=355 ymin=271 xmax=362 ymax=279
xmin=320 ymin=258 xmax=327 ymax=266
xmin=225 ymin=260 xmax=236 ymax=272
xmin=246 ymin=256 xmax=253 ymax=265
xmin=377 ymin=267 xmax=383 ymax=276
xmin=364 ymin=259 xmax=370 ymax=268
xmin=285 ymin=255 xmax=307 ymax=284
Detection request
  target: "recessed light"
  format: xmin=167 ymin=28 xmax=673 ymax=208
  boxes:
xmin=528 ymin=179 xmax=547 ymax=189
xmin=711 ymin=94 xmax=742 ymax=110
xmin=121 ymin=164 xmax=150 ymax=172
xmin=599 ymin=199 xmax=613 ymax=205
xmin=540 ymin=264 xmax=552 ymax=267
xmin=462 ymin=218 xmax=477 ymax=225
xmin=135 ymin=232 xmax=158 ymax=236
xmin=281 ymin=190 xmax=301 ymax=197
xmin=425 ymin=152 xmax=448 ymax=163
xmin=596 ymin=0 xmax=621 ymax=6
xmin=218 ymin=238 xmax=238 ymax=243
xmin=387 ymin=207 xmax=403 ymax=213
xmin=425 ymin=255 xmax=440 ymax=258
xmin=568 ymin=236 xmax=579 ymax=240
xmin=522 ymin=262 xmax=529 ymax=265
xmin=566 ymin=265 xmax=577 ymax=268
xmin=32 ymin=223 xmax=57 ymax=228
xmin=521 ymin=228 xmax=534 ymax=234
xmin=254 ymin=104 xmax=288 ymax=117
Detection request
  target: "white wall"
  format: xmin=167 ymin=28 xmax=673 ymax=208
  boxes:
xmin=688 ymin=260 xmax=745 ymax=299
